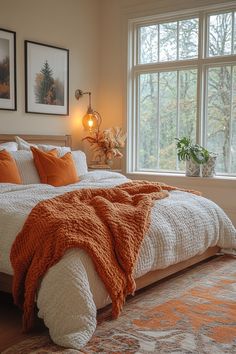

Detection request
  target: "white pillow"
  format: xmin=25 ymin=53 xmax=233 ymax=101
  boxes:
xmin=0 ymin=142 xmax=18 ymax=152
xmin=10 ymin=151 xmax=40 ymax=184
xmin=15 ymin=136 xmax=71 ymax=156
xmin=72 ymin=150 xmax=88 ymax=176
xmin=37 ymin=144 xmax=71 ymax=157
xmin=15 ymin=136 xmax=37 ymax=150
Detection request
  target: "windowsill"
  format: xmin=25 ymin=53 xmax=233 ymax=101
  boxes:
xmin=127 ymin=170 xmax=236 ymax=180
xmin=126 ymin=171 xmax=236 ymax=187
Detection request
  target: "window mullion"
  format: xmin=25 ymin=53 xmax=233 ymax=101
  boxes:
xmin=199 ymin=11 xmax=205 ymax=60
xmin=197 ymin=11 xmax=205 ymax=145
xmin=176 ymin=70 xmax=180 ymax=170
xmin=232 ymin=11 xmax=235 ymax=54
xmin=134 ymin=59 xmax=199 ymax=73
xmin=177 ymin=21 xmax=179 ymax=60
xmin=134 ymin=24 xmax=139 ymax=66
xmin=135 ymin=75 xmax=140 ymax=171
xmin=127 ymin=22 xmax=135 ymax=172
xmin=204 ymin=12 xmax=209 ymax=58
xmin=200 ymin=55 xmax=236 ymax=66
xmin=202 ymin=66 xmax=208 ymax=148
xmin=157 ymin=72 xmax=160 ymax=170
xmin=229 ymin=65 xmax=233 ymax=173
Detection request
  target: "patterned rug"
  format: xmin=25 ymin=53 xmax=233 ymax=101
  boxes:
xmin=3 ymin=255 xmax=236 ymax=354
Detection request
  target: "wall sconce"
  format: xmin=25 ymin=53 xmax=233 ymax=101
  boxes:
xmin=75 ymin=89 xmax=102 ymax=133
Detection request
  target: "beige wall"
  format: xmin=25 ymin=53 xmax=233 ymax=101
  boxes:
xmin=99 ymin=0 xmax=236 ymax=226
xmin=0 ymin=0 xmax=100 ymax=149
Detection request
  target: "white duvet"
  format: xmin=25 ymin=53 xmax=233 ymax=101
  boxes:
xmin=0 ymin=171 xmax=235 ymax=349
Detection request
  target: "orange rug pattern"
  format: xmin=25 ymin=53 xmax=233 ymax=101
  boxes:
xmin=3 ymin=255 xmax=236 ymax=353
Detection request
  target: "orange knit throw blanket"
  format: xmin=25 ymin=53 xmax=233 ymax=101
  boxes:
xmin=10 ymin=180 xmax=200 ymax=331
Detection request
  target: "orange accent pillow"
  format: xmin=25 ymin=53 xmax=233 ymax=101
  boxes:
xmin=0 ymin=150 xmax=22 ymax=184
xmin=31 ymin=147 xmax=79 ymax=186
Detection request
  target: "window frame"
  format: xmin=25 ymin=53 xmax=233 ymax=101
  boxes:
xmin=127 ymin=3 xmax=236 ymax=177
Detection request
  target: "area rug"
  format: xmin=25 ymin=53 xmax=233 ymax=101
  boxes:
xmin=3 ymin=255 xmax=236 ymax=354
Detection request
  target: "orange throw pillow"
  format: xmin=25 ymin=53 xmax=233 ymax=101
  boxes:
xmin=0 ymin=150 xmax=22 ymax=184
xmin=31 ymin=147 xmax=79 ymax=186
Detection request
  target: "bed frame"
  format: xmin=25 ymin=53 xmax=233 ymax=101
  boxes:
xmin=0 ymin=134 xmax=72 ymax=147
xmin=0 ymin=246 xmax=220 ymax=294
xmin=0 ymin=133 xmax=221 ymax=294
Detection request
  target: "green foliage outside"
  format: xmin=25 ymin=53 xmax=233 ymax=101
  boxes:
xmin=137 ymin=12 xmax=236 ymax=175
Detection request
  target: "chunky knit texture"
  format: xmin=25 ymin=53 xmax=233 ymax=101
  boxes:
xmin=10 ymin=180 xmax=200 ymax=332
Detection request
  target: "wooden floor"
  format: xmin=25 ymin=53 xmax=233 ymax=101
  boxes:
xmin=0 ymin=292 xmax=46 ymax=352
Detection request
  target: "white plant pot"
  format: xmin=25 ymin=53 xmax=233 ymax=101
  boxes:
xmin=186 ymin=159 xmax=200 ymax=177
xmin=202 ymin=155 xmax=217 ymax=177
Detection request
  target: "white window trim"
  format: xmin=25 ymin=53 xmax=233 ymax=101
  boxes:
xmin=127 ymin=2 xmax=236 ymax=178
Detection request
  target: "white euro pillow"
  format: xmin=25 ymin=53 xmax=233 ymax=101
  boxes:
xmin=15 ymin=136 xmax=37 ymax=150
xmin=37 ymin=144 xmax=71 ymax=157
xmin=0 ymin=142 xmax=18 ymax=152
xmin=10 ymin=151 xmax=40 ymax=184
xmin=71 ymin=150 xmax=88 ymax=176
xmin=15 ymin=136 xmax=71 ymax=156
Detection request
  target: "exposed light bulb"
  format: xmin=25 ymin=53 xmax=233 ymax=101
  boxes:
xmin=87 ymin=114 xmax=94 ymax=132
xmin=88 ymin=116 xmax=94 ymax=128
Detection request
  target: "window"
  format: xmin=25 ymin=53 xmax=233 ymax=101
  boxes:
xmin=128 ymin=6 xmax=236 ymax=176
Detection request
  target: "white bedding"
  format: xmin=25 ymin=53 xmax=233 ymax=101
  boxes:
xmin=0 ymin=171 xmax=235 ymax=349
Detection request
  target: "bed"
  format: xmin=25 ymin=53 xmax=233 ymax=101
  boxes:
xmin=0 ymin=134 xmax=235 ymax=349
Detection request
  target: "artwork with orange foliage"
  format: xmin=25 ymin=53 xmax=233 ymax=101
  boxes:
xmin=0 ymin=28 xmax=16 ymax=110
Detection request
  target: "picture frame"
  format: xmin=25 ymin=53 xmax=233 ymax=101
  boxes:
xmin=0 ymin=28 xmax=16 ymax=111
xmin=25 ymin=40 xmax=69 ymax=115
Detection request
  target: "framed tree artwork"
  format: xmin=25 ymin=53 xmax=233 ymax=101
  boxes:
xmin=25 ymin=41 xmax=69 ymax=115
xmin=0 ymin=28 xmax=16 ymax=110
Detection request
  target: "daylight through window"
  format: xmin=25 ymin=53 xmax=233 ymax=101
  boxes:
xmin=128 ymin=6 xmax=236 ymax=176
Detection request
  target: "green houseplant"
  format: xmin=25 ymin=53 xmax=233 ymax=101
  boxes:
xmin=176 ymin=137 xmax=214 ymax=177
xmin=176 ymin=137 xmax=209 ymax=164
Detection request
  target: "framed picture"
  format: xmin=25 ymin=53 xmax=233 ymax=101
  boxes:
xmin=25 ymin=40 xmax=69 ymax=115
xmin=0 ymin=28 xmax=16 ymax=111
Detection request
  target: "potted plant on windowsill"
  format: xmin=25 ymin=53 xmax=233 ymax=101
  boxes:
xmin=176 ymin=137 xmax=216 ymax=177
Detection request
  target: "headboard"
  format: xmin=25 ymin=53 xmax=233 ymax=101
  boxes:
xmin=0 ymin=134 xmax=72 ymax=148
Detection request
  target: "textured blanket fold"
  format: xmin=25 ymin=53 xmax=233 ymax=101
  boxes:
xmin=10 ymin=180 xmax=199 ymax=331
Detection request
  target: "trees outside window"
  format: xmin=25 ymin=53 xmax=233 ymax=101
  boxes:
xmin=129 ymin=6 xmax=236 ymax=176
